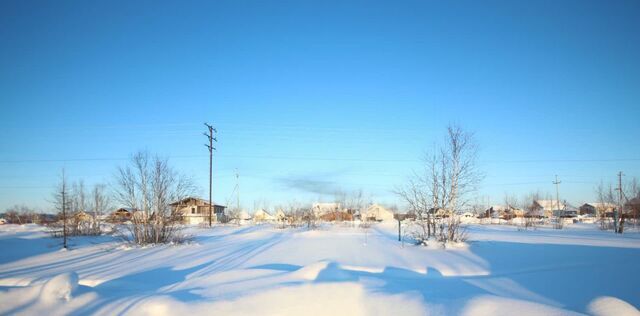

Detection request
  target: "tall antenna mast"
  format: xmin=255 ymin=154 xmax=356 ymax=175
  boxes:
xmin=236 ymin=168 xmax=240 ymax=212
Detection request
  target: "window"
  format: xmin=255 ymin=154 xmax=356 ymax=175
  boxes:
xmin=191 ymin=207 xmax=196 ymax=214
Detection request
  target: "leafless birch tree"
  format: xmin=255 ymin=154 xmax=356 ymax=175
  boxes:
xmin=396 ymin=124 xmax=482 ymax=245
xmin=114 ymin=151 xmax=194 ymax=244
xmin=88 ymin=184 xmax=110 ymax=234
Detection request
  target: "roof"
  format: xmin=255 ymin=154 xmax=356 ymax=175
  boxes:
xmin=312 ymin=202 xmax=341 ymax=209
xmin=365 ymin=204 xmax=395 ymax=220
xmin=534 ymin=200 xmax=566 ymax=210
xmin=312 ymin=203 xmax=342 ymax=215
xmin=526 ymin=209 xmax=544 ymax=216
xmin=169 ymin=197 xmax=225 ymax=207
xmin=114 ymin=207 xmax=137 ymax=213
xmin=626 ymin=197 xmax=640 ymax=207
xmin=582 ymin=202 xmax=617 ymax=209
xmin=238 ymin=210 xmax=252 ymax=220
xmin=254 ymin=209 xmax=275 ymax=220
xmin=366 ymin=204 xmax=394 ymax=214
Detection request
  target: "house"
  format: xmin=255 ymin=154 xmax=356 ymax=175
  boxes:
xmin=578 ymin=203 xmax=596 ymax=215
xmin=428 ymin=207 xmax=453 ymax=218
xmin=624 ymin=198 xmax=640 ymax=218
xmin=111 ymin=208 xmax=134 ymax=222
xmin=364 ymin=204 xmax=395 ymax=221
xmin=461 ymin=212 xmax=475 ymax=218
xmin=528 ymin=200 xmax=566 ymax=218
xmin=239 ymin=210 xmax=252 ymax=220
xmin=579 ymin=203 xmax=617 ymax=217
xmin=482 ymin=205 xmax=522 ymax=219
xmin=312 ymin=202 xmax=354 ymax=221
xmin=510 ymin=207 xmax=526 ymax=218
xmin=275 ymin=209 xmax=287 ymax=222
xmin=486 ymin=205 xmax=525 ymax=219
xmin=229 ymin=209 xmax=251 ymax=225
xmin=562 ymin=205 xmax=579 ymax=218
xmin=484 ymin=205 xmax=505 ymax=218
xmin=253 ymin=209 xmax=275 ymax=223
xmin=40 ymin=214 xmax=58 ymax=224
xmin=312 ymin=203 xmax=342 ymax=217
xmin=170 ymin=197 xmax=226 ymax=225
xmin=394 ymin=213 xmax=416 ymax=221
xmin=73 ymin=211 xmax=92 ymax=222
xmin=457 ymin=211 xmax=477 ymax=223
xmin=320 ymin=211 xmax=353 ymax=221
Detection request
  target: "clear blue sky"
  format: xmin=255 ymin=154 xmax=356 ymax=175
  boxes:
xmin=1 ymin=0 xmax=639 ymax=212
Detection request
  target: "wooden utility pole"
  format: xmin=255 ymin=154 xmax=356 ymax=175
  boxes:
xmin=61 ymin=169 xmax=68 ymax=249
xmin=553 ymin=175 xmax=562 ymax=215
xmin=616 ymin=171 xmax=624 ymax=234
xmin=204 ymin=123 xmax=217 ymax=227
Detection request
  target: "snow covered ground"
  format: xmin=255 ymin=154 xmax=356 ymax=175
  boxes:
xmin=0 ymin=222 xmax=639 ymax=316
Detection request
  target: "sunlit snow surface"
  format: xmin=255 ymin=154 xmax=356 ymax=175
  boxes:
xmin=1 ymin=223 xmax=639 ymax=315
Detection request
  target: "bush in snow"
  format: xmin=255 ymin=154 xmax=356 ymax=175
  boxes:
xmin=409 ymin=216 xmax=468 ymax=246
xmin=113 ymin=151 xmax=194 ymax=245
xmin=435 ymin=216 xmax=468 ymax=243
xmin=552 ymin=216 xmax=564 ymax=230
xmin=518 ymin=216 xmax=539 ymax=230
xmin=301 ymin=207 xmax=319 ymax=229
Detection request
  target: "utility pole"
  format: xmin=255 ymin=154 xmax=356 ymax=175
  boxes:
xmin=235 ymin=169 xmax=240 ymax=213
xmin=204 ymin=123 xmax=217 ymax=227
xmin=553 ymin=175 xmax=562 ymax=214
xmin=62 ymin=174 xmax=67 ymax=249
xmin=553 ymin=175 xmax=562 ymax=228
xmin=616 ymin=171 xmax=624 ymax=233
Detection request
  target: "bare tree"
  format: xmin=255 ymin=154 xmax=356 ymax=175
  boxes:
xmin=622 ymin=177 xmax=640 ymax=228
xmin=330 ymin=189 xmax=365 ymax=222
xmin=4 ymin=205 xmax=41 ymax=224
xmin=396 ymin=124 xmax=482 ymax=245
xmin=88 ymin=184 xmax=110 ymax=234
xmin=503 ymin=193 xmax=519 ymax=221
xmin=521 ymin=190 xmax=542 ymax=212
xmin=226 ymin=206 xmax=242 ymax=225
xmin=595 ymin=181 xmax=616 ymax=230
xmin=3 ymin=208 xmax=23 ymax=225
xmin=299 ymin=203 xmax=317 ymax=229
xmin=114 ymin=151 xmax=194 ymax=244
xmin=67 ymin=180 xmax=93 ymax=236
xmin=71 ymin=180 xmax=86 ymax=215
xmin=519 ymin=190 xmax=546 ymax=229
xmin=51 ymin=169 xmax=70 ymax=249
xmin=283 ymin=200 xmax=306 ymax=228
xmin=395 ymin=176 xmax=432 ymax=243
xmin=596 ymin=176 xmax=640 ymax=233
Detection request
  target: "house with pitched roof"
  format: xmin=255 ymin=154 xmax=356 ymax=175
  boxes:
xmin=170 ymin=197 xmax=226 ymax=225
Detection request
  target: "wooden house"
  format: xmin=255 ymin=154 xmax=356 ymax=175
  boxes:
xmin=364 ymin=204 xmax=395 ymax=222
xmin=170 ymin=197 xmax=226 ymax=225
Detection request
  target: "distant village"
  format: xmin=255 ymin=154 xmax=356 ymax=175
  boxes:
xmin=2 ymin=195 xmax=639 ymax=229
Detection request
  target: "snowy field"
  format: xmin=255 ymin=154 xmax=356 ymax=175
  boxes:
xmin=0 ymin=223 xmax=639 ymax=316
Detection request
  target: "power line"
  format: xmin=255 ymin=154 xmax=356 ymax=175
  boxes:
xmin=1 ymin=155 xmax=639 ymax=164
xmin=481 ymin=158 xmax=640 ymax=164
